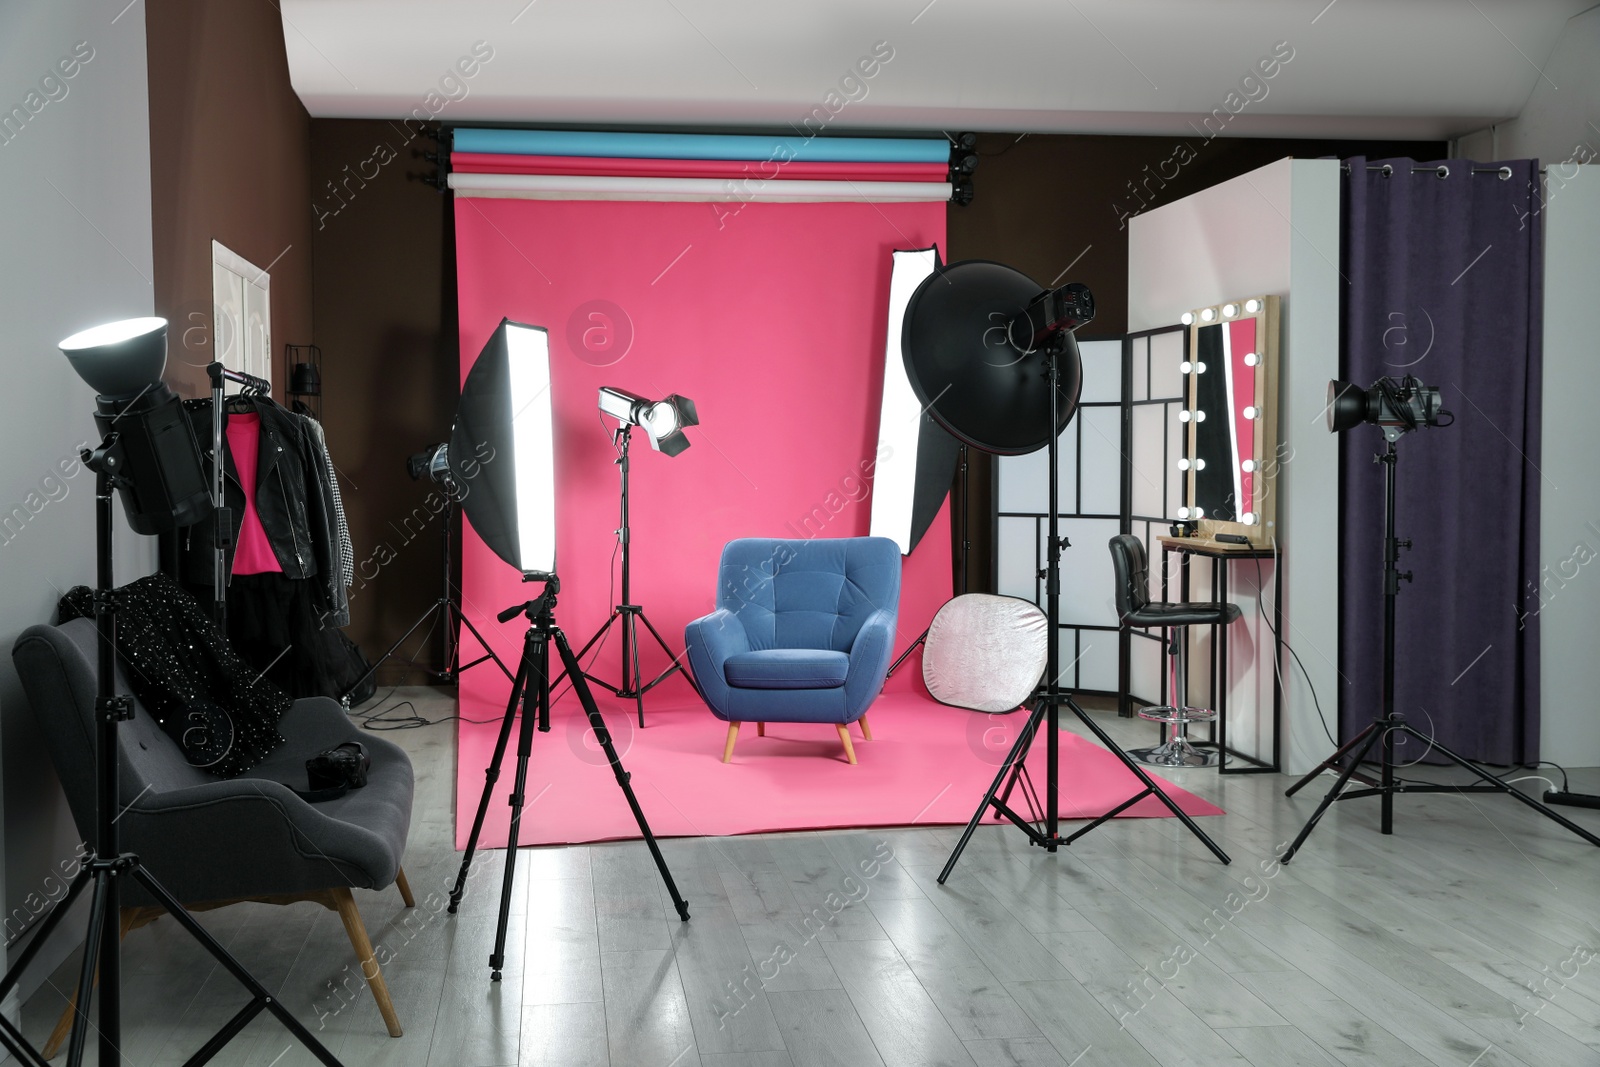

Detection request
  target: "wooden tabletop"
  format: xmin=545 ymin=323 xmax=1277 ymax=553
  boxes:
xmin=1157 ymin=535 xmax=1277 ymax=559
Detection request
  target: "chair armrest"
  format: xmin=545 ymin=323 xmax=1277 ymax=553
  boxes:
xmin=844 ymin=608 xmax=897 ymax=717
xmin=121 ymin=776 xmax=403 ymax=898
xmin=684 ymin=609 xmax=749 ymax=719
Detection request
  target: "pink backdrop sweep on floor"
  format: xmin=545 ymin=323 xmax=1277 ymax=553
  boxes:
xmin=453 ymin=689 xmax=1223 ymax=848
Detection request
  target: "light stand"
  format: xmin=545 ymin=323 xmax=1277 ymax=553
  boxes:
xmin=937 ymin=345 xmax=1230 ymax=883
xmin=1280 ymin=434 xmax=1600 ymax=861
xmin=569 ymin=425 xmax=698 ymax=727
xmin=0 ymin=441 xmax=343 ymax=1067
xmin=885 ymin=441 xmax=972 ymax=678
xmin=446 ymin=574 xmax=689 ymax=978
xmin=339 ymin=491 xmax=512 ymax=704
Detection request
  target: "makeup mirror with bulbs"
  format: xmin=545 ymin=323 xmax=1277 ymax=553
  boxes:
xmin=1175 ymin=295 xmax=1280 ymax=545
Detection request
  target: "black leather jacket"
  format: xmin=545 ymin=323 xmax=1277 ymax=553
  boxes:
xmin=178 ymin=397 xmax=341 ymax=617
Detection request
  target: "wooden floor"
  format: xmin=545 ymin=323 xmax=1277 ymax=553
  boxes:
xmin=20 ymin=689 xmax=1600 ymax=1067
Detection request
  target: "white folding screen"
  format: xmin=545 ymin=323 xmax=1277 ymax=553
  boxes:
xmin=1125 ymin=325 xmax=1188 ymax=706
xmin=994 ymin=338 xmax=1125 ymax=695
xmin=993 ymin=328 xmax=1187 ymax=703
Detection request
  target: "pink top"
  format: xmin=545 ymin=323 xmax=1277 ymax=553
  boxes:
xmin=226 ymin=413 xmax=283 ymax=575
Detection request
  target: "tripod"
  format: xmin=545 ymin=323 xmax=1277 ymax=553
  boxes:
xmin=340 ymin=494 xmax=512 ymax=705
xmin=0 ymin=448 xmax=343 ymax=1067
xmin=571 ymin=425 xmax=697 ymax=727
xmin=938 ymin=346 xmax=1232 ymax=884
xmin=1280 ymin=435 xmax=1600 ymax=862
xmin=447 ymin=574 xmax=689 ymax=980
xmin=886 ymin=442 xmax=971 ymax=679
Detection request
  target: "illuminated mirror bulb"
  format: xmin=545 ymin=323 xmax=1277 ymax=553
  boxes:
xmin=1178 ymin=458 xmax=1191 ymax=471
xmin=1243 ymin=405 xmax=1258 ymax=419
xmin=1200 ymin=307 xmax=1216 ymax=322
xmin=1180 ymin=360 xmax=1193 ymax=374
xmin=1178 ymin=410 xmax=1192 ymax=423
xmin=1195 ymin=458 xmax=1206 ymax=470
xmin=1223 ymin=303 xmax=1238 ymax=317
xmin=1243 ymin=352 xmax=1259 ymax=367
xmin=1242 ymin=512 xmax=1258 ymax=525
xmin=1245 ymin=298 xmax=1262 ymax=314
xmin=1194 ymin=410 xmax=1206 ymax=422
xmin=1178 ymin=507 xmax=1191 ymax=519
xmin=1195 ymin=362 xmax=1207 ymax=373
xmin=1193 ymin=507 xmax=1205 ymax=518
xmin=1181 ymin=312 xmax=1194 ymax=326
xmin=1241 ymin=459 xmax=1256 ymax=473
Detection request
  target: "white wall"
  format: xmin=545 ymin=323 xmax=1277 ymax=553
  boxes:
xmin=1129 ymin=158 xmax=1343 ymax=776
xmin=1538 ymin=165 xmax=1600 ymax=767
xmin=1457 ymin=6 xmax=1600 ymax=168
xmin=0 ymin=0 xmax=156 ymax=1011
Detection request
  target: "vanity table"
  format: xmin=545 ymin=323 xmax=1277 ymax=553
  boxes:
xmin=1156 ymin=535 xmax=1282 ymax=773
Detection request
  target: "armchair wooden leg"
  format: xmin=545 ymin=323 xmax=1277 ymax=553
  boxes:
xmin=331 ymin=886 xmax=403 ymax=1038
xmin=757 ymin=722 xmax=765 ymax=737
xmin=723 ymin=722 xmax=741 ymax=763
xmin=395 ymin=865 xmax=416 ymax=908
xmin=857 ymin=714 xmax=873 ymax=741
xmin=836 ymin=724 xmax=858 ymax=765
xmin=42 ymin=908 xmax=146 ymax=1060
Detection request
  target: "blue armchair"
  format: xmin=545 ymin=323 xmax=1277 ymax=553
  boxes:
xmin=685 ymin=537 xmax=901 ymax=764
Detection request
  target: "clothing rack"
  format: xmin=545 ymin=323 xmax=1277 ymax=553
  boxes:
xmin=204 ymin=362 xmax=271 ymax=629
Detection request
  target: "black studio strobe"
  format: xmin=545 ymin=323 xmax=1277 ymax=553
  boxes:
xmin=444 ymin=319 xmax=688 ymax=980
xmin=1279 ymin=376 xmax=1600 ymax=861
xmin=897 ymin=263 xmax=1232 ymax=884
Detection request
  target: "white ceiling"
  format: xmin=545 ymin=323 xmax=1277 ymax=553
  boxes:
xmin=281 ymin=0 xmax=1596 ymax=141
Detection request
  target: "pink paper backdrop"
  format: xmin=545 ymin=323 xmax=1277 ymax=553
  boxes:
xmin=453 ymin=198 xmax=950 ymax=733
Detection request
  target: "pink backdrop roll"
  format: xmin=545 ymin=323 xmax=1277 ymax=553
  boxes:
xmin=453 ymin=198 xmax=950 ymax=733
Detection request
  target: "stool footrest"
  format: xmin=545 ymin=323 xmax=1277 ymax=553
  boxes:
xmin=1136 ymin=705 xmax=1217 ymax=726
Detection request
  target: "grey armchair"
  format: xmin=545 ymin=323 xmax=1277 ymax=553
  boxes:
xmin=12 ymin=618 xmax=417 ymax=1051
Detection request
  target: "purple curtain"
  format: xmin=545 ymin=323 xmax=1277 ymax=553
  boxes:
xmin=1338 ymin=157 xmax=1543 ymax=765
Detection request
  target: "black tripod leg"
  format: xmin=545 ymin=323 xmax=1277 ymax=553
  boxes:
xmin=552 ymin=629 xmax=690 ymax=921
xmin=1397 ymin=725 xmax=1600 ymax=849
xmin=1280 ymin=723 xmax=1384 ymax=864
xmin=939 ymin=703 xmax=1046 ymax=884
xmin=626 ymin=612 xmax=645 ymax=728
xmin=636 ymin=610 xmax=701 ymax=701
xmin=449 ymin=639 xmax=532 ymax=913
xmin=566 ymin=612 xmax=621 ymax=694
xmin=885 ymin=628 xmax=929 ymax=679
xmin=64 ymin=874 xmax=112 ymax=1067
xmin=0 ymin=1012 xmax=48 ymax=1067
xmin=452 ymin=601 xmax=515 ymax=682
xmin=1286 ymin=723 xmax=1376 ymax=797
xmin=491 ymin=634 xmax=547 ymax=980
xmin=339 ymin=599 xmax=443 ymax=704
xmin=0 ymin=867 xmax=94 ymax=1007
xmin=1066 ymin=697 xmax=1231 ymax=865
xmin=132 ymin=868 xmax=343 ymax=1066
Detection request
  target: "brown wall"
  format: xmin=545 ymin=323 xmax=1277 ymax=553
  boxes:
xmin=945 ymin=132 xmax=1446 ymax=592
xmin=310 ymin=119 xmax=458 ymax=685
xmin=146 ymin=0 xmax=313 ymax=399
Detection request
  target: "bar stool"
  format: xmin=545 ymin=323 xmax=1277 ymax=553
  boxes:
xmin=1109 ymin=534 xmax=1241 ymax=768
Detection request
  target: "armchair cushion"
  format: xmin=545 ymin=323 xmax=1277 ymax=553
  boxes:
xmin=725 ymin=649 xmax=849 ymax=690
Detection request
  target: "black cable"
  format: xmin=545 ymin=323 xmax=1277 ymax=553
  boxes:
xmin=1250 ymin=548 xmax=1338 ymax=746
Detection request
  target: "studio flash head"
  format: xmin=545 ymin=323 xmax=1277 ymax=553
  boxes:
xmin=407 ymin=442 xmax=451 ymax=483
xmin=1326 ymin=375 xmax=1452 ymax=437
